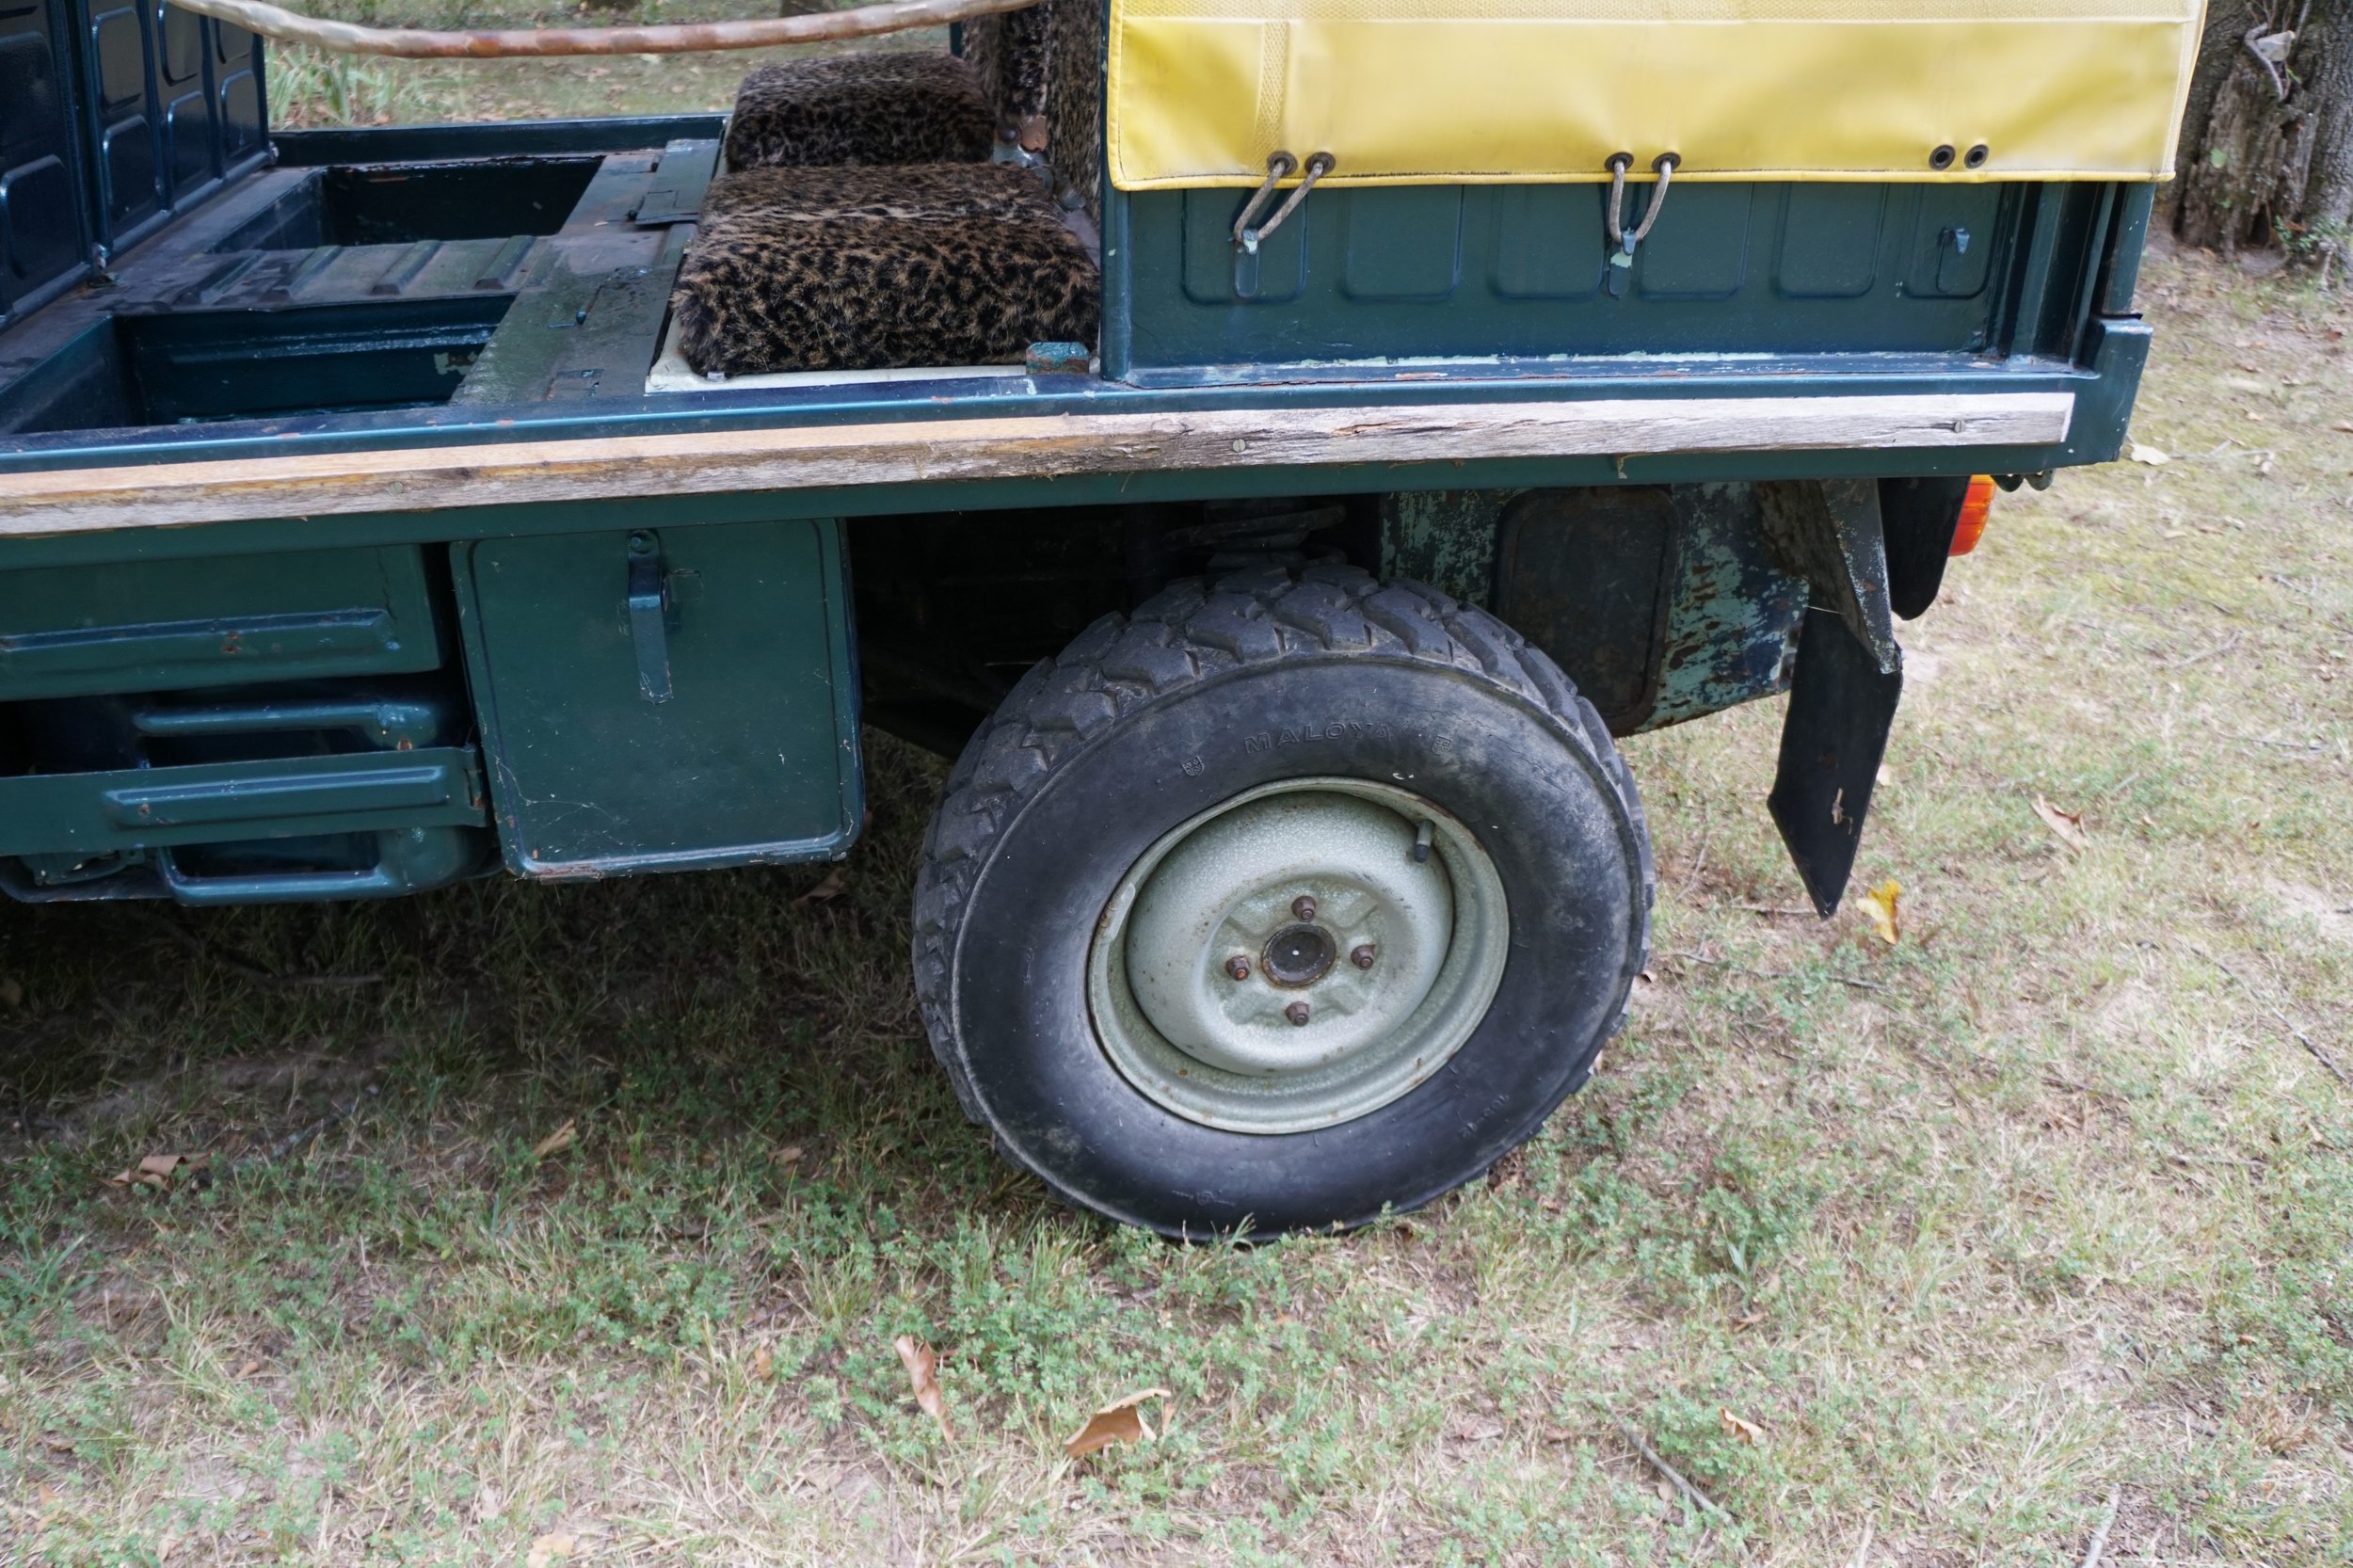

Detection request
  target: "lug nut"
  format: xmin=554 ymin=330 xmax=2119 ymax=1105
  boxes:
xmin=1285 ymin=1001 xmax=1312 ymax=1027
xmin=1225 ymin=955 xmax=1252 ymax=982
xmin=1351 ymin=944 xmax=1377 ymax=969
xmin=1291 ymin=895 xmax=1318 ymax=922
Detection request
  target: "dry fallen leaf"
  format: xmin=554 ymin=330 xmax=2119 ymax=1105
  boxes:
xmin=794 ymin=867 xmax=849 ymax=906
xmin=894 ymin=1336 xmax=952 ymax=1436
xmin=1856 ymin=879 xmax=1901 ymax=945
xmin=2033 ymin=796 xmax=2089 ymax=856
xmin=1064 ymin=1387 xmax=1174 ymax=1459
xmin=532 ymin=1120 xmax=578 ymax=1160
xmin=1720 ymin=1408 xmax=1765 ymax=1445
xmin=106 ymin=1153 xmax=208 ymax=1191
xmin=526 ymin=1531 xmax=577 ymax=1568
xmin=2129 ymin=442 xmax=2172 ymax=466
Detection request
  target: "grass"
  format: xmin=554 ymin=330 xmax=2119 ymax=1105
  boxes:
xmin=7 ymin=42 xmax=2353 ymax=1561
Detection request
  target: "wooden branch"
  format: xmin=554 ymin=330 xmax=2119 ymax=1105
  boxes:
xmin=2173 ymin=936 xmax=2349 ymax=1084
xmin=1608 ymin=1414 xmax=1729 ymax=1523
xmin=164 ymin=0 xmax=1037 ymax=57
xmin=0 ymin=392 xmax=2073 ymax=538
xmin=2079 ymin=1484 xmax=2122 ymax=1568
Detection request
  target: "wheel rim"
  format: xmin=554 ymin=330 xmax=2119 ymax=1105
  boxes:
xmin=1086 ymin=777 xmax=1510 ymax=1134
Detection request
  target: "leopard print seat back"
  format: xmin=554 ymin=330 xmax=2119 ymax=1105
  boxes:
xmin=960 ymin=5 xmax=1050 ymax=150
xmin=672 ymin=165 xmax=1099 ymax=376
xmin=1044 ymin=0 xmax=1105 ymax=224
xmin=724 ymin=54 xmax=995 ymax=168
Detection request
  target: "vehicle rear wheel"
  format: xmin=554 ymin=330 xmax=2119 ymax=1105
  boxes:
xmin=911 ymin=563 xmax=1653 ymax=1236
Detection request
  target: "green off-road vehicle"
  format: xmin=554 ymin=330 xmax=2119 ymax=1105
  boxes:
xmin=0 ymin=0 xmax=2201 ymax=1231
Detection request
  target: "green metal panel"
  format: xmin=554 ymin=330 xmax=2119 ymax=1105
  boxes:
xmin=1119 ymin=180 xmax=2031 ymax=369
xmin=1385 ymin=483 xmax=1807 ymax=736
xmin=0 ymin=297 xmax=512 ymax=435
xmin=0 ymin=746 xmax=486 ymax=856
xmin=0 ymin=544 xmax=441 ymax=698
xmin=1645 ymin=484 xmax=1808 ymax=730
xmin=452 ymin=518 xmax=861 ymax=877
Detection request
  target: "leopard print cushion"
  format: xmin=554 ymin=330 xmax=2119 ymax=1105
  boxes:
xmin=961 ymin=5 xmax=1049 ymax=144
xmin=1045 ymin=0 xmax=1104 ymax=223
xmin=724 ymin=54 xmax=995 ymax=168
xmin=673 ymin=166 xmax=1099 ymax=376
xmin=703 ymin=165 xmax=1048 ymax=223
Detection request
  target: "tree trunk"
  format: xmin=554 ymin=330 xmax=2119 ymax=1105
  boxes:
xmin=2296 ymin=3 xmax=2353 ymax=270
xmin=2174 ymin=0 xmax=2353 ymax=269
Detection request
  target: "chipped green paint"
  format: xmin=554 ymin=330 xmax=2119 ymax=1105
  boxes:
xmin=1642 ymin=485 xmax=1808 ymax=732
xmin=1378 ymin=482 xmax=1806 ymax=735
xmin=1378 ymin=490 xmax=1517 ymax=608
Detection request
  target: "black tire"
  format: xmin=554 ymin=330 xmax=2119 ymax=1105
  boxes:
xmin=911 ymin=562 xmax=1654 ymax=1236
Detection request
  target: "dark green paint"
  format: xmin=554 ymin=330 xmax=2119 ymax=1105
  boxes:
xmin=1115 ymin=180 xmax=2045 ymax=371
xmin=1644 ymin=485 xmax=1808 ymax=730
xmin=1379 ymin=483 xmax=1808 ymax=736
xmin=215 ymin=159 xmax=603 ymax=250
xmin=0 ymin=90 xmax=2167 ymax=908
xmin=271 ymin=116 xmax=726 ymax=167
xmin=0 ymin=544 xmax=440 ymax=698
xmin=0 ymin=297 xmax=511 ymax=436
xmin=1379 ymin=490 xmax=1510 ymax=607
xmin=0 ymin=746 xmax=485 ymax=856
xmin=451 ymin=518 xmax=861 ymax=877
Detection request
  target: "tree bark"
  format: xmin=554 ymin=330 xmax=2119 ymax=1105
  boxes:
xmin=2175 ymin=0 xmax=2353 ymax=267
xmin=2296 ymin=3 xmax=2353 ymax=268
xmin=2177 ymin=0 xmax=2262 ymax=175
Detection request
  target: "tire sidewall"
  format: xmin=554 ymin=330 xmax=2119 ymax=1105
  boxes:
xmin=945 ymin=651 xmax=1647 ymax=1235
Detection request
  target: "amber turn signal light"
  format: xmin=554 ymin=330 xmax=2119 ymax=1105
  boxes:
xmin=1950 ymin=474 xmax=1995 ymax=556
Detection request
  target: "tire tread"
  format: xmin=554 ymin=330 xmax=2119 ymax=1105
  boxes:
xmin=911 ymin=564 xmax=1654 ymax=1218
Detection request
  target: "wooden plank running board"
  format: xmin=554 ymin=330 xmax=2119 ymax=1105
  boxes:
xmin=0 ymin=392 xmax=2073 ymax=538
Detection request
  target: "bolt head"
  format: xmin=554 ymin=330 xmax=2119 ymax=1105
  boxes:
xmin=1284 ymin=1000 xmax=1311 ymax=1027
xmin=1291 ymin=895 xmax=1318 ymax=922
xmin=1351 ymin=944 xmax=1377 ymax=970
xmin=1224 ymin=955 xmax=1252 ymax=982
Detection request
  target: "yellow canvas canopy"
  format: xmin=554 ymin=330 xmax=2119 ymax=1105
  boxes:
xmin=1105 ymin=0 xmax=2206 ymax=190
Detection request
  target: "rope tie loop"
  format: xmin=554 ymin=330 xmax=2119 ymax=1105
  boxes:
xmin=1606 ymin=152 xmax=1680 ymax=249
xmin=1233 ymin=152 xmax=1335 ymax=254
xmin=1232 ymin=152 xmax=1299 ymax=250
xmin=1604 ymin=151 xmax=1679 ymax=296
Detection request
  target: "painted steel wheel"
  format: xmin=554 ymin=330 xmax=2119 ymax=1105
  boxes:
xmin=912 ymin=564 xmax=1654 ymax=1237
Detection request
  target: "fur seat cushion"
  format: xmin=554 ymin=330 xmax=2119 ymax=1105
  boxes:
xmin=961 ymin=6 xmax=1050 ymax=148
xmin=725 ymin=55 xmax=996 ymax=168
xmin=672 ymin=165 xmax=1098 ymax=376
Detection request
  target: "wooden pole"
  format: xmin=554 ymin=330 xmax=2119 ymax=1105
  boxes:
xmin=165 ymin=0 xmax=1038 ymax=57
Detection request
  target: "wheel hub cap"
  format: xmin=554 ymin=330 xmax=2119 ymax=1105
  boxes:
xmin=1087 ymin=778 xmax=1510 ymax=1134
xmin=1263 ymin=924 xmax=1336 ymax=987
